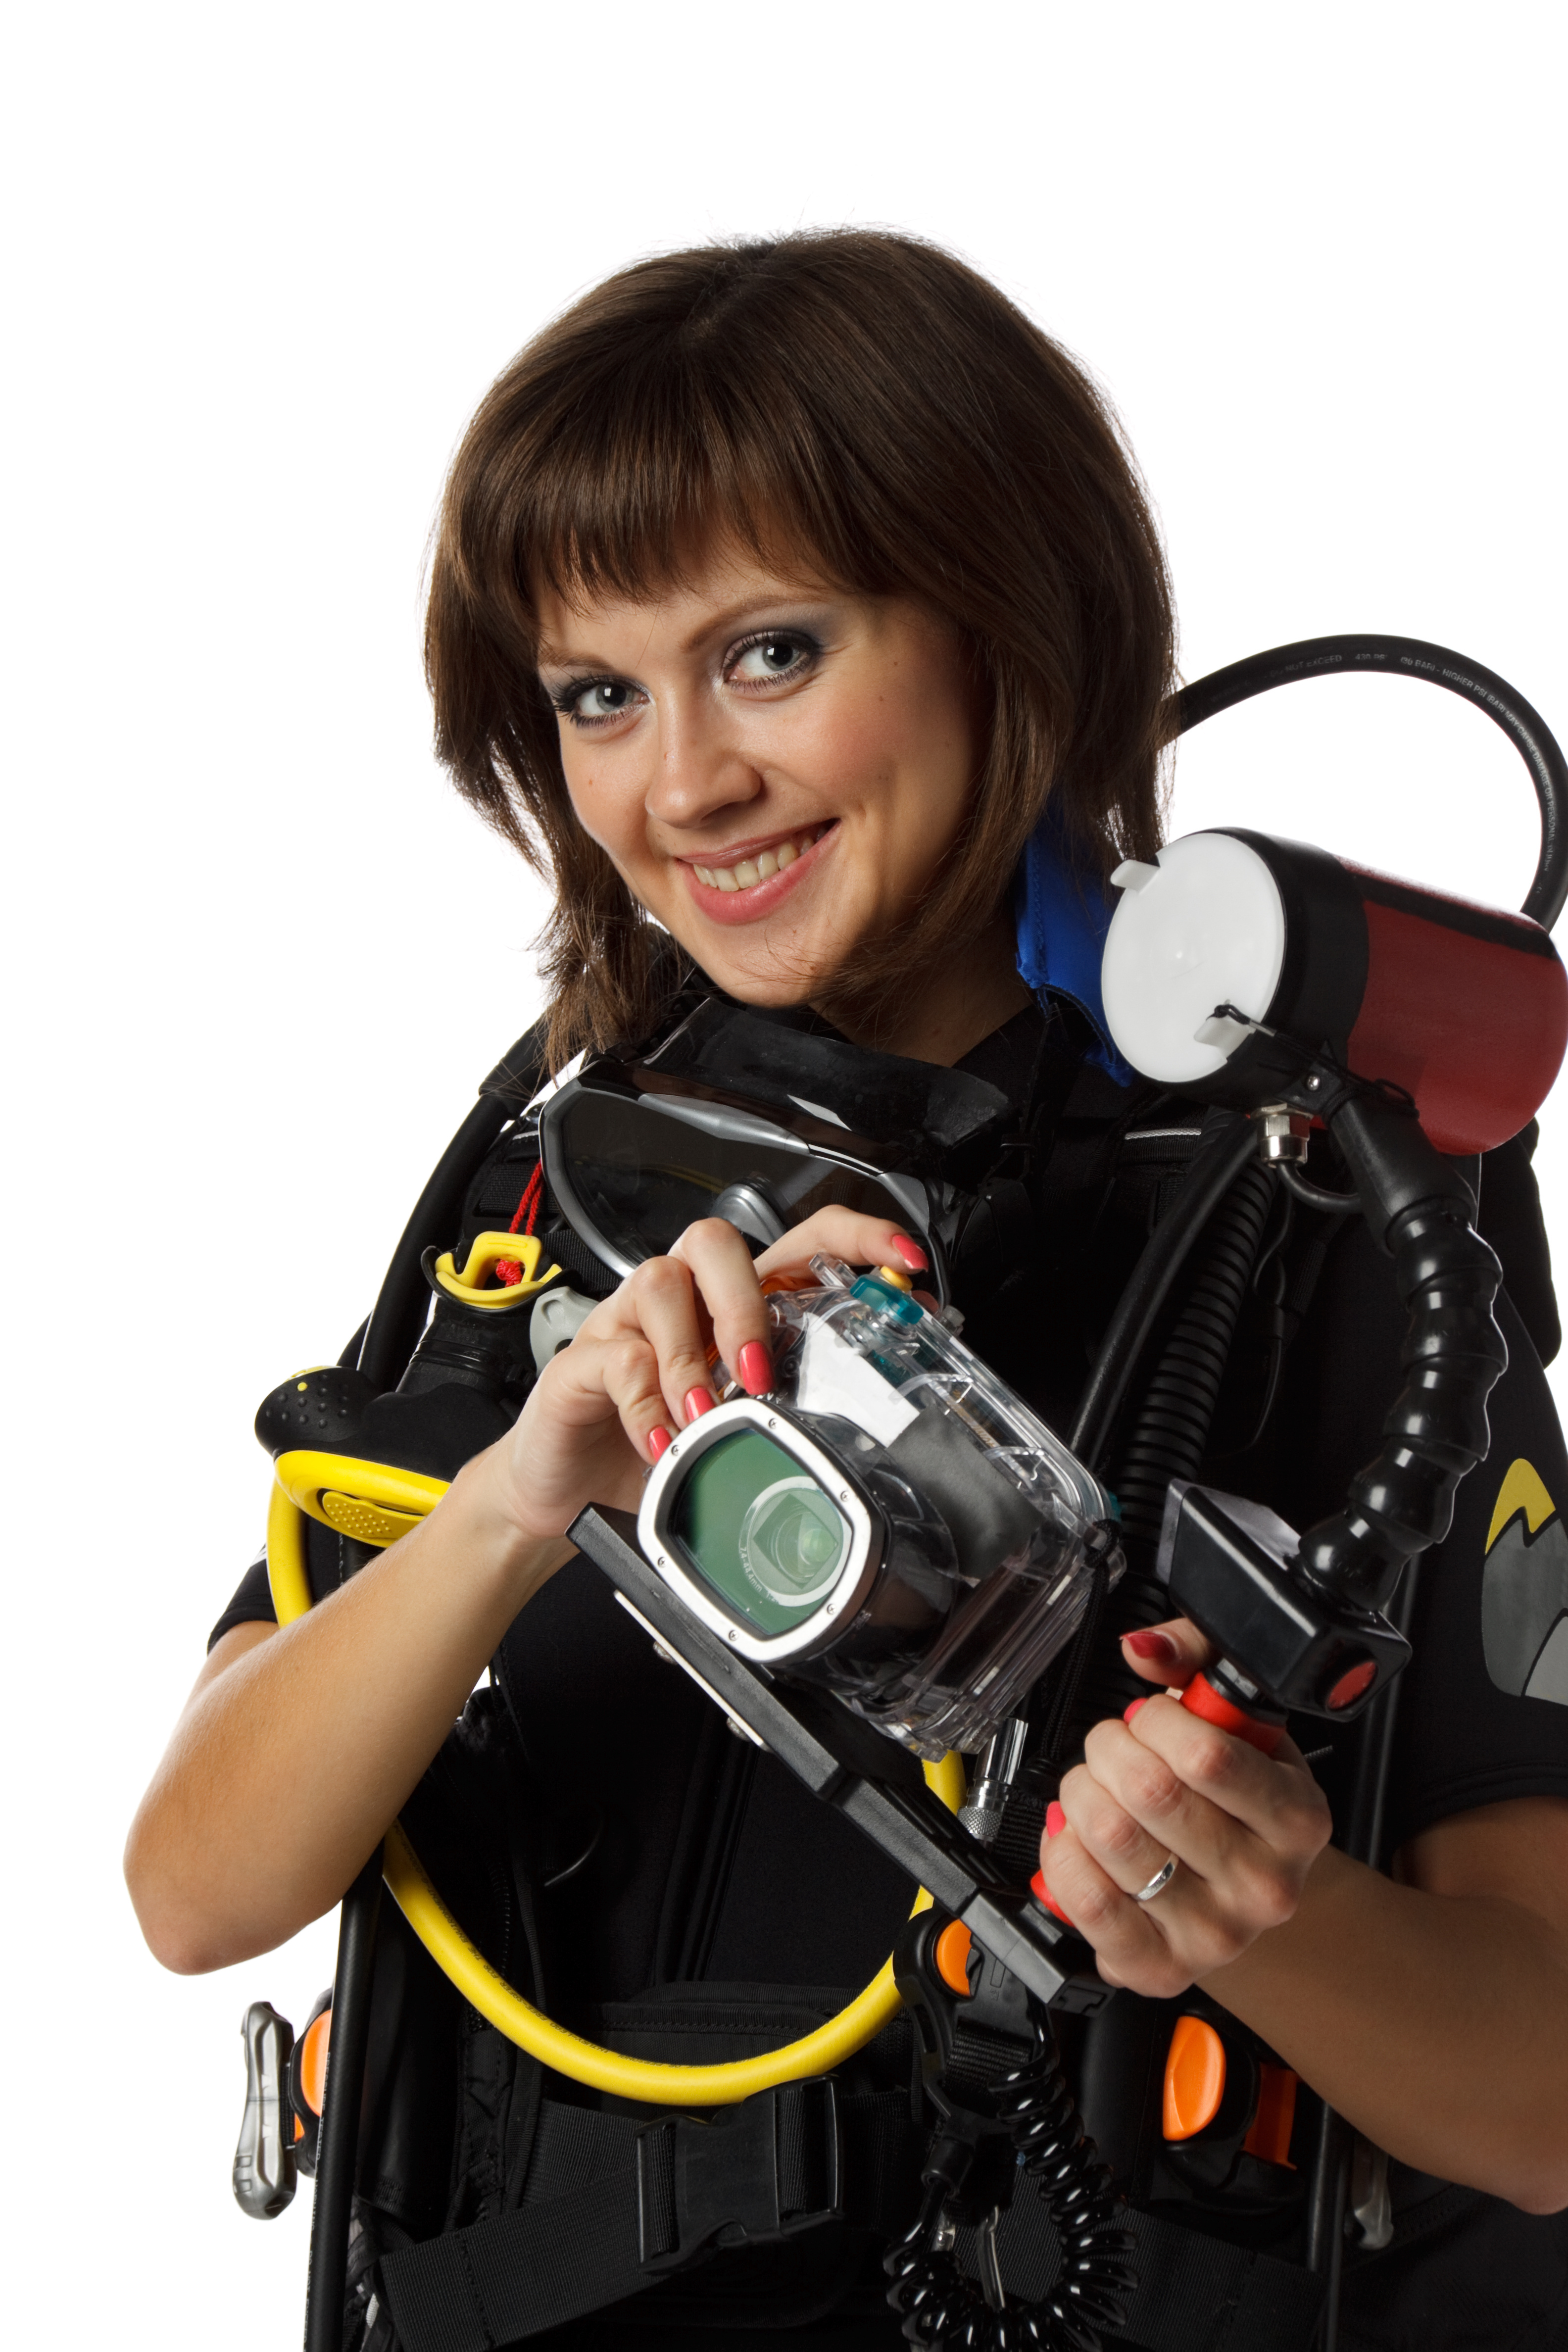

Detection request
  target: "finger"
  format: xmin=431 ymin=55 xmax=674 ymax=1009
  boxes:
xmin=665 ymin=1218 xmax=776 ymax=1398
xmin=1048 ymin=1766 xmax=1268 ymax=1993
xmin=752 ymin=1208 xmax=928 ymax=1284
xmin=1124 ymin=1693 xmax=1331 ymax=1862
xmin=1118 ymin=1616 xmax=1217 ymax=1686
xmin=1038 ymin=1813 xmax=1184 ymax=1994
xmin=1054 ymin=1760 xmax=1183 ymax=1902
xmin=616 ymin=1251 xmax=733 ymax=1427
xmin=1078 ymin=1715 xmax=1256 ymax=1892
xmin=546 ymin=1329 xmax=673 ymax=1464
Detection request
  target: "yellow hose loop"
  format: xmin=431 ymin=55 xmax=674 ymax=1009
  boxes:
xmin=265 ymin=1474 xmax=965 ymax=2104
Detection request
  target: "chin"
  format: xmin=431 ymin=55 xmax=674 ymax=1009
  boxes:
xmin=669 ymin=931 xmax=835 ymax=1010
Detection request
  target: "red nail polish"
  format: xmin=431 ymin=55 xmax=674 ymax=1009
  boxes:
xmin=647 ymin=1426 xmax=672 ymax=1461
xmin=683 ymin=1387 xmax=713 ymax=1423
xmin=1029 ymin=1868 xmax=1072 ymax=1925
xmin=889 ymin=1233 xmax=929 ymax=1273
xmin=737 ymin=1341 xmax=773 ymax=1397
xmin=1124 ymin=1697 xmax=1148 ymax=1724
xmin=1045 ymin=1801 xmax=1066 ymax=1839
xmin=1124 ymin=1629 xmax=1176 ymax=1664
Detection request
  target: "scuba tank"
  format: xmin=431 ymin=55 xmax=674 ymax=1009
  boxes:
xmin=232 ymin=634 xmax=1568 ymax=2352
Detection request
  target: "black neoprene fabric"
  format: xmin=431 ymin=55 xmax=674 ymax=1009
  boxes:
xmin=211 ymin=1005 xmax=1568 ymax=2348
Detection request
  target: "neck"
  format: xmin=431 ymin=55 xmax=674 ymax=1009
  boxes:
xmin=813 ymin=912 xmax=1033 ymax=1068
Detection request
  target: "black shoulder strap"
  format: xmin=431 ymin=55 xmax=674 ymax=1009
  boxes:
xmin=479 ymin=1018 xmax=551 ymax=1110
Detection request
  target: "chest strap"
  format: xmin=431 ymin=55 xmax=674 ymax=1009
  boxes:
xmin=376 ymin=2081 xmax=919 ymax=2351
xmin=377 ymin=2079 xmax=1324 ymax=2352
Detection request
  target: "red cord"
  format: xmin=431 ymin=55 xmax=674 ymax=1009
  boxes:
xmin=496 ymin=1163 xmax=544 ymax=1285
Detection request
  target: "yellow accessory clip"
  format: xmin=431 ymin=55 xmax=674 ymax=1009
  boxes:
xmin=426 ymin=1230 xmax=561 ymax=1311
xmin=265 ymin=1468 xmax=964 ymax=2105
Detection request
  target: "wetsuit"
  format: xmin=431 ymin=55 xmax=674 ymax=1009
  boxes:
xmin=214 ymin=1004 xmax=1568 ymax=2352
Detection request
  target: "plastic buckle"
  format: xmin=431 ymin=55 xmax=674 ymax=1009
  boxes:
xmin=635 ymin=2078 xmax=842 ymax=2270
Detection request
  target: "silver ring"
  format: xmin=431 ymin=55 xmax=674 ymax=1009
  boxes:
xmin=1133 ymin=1855 xmax=1177 ymax=1904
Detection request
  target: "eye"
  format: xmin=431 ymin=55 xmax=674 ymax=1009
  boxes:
xmin=552 ymin=677 xmax=646 ymax=729
xmin=727 ymin=631 xmax=819 ymax=687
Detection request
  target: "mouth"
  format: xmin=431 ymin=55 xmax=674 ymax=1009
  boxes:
xmin=681 ymin=823 xmax=838 ymax=925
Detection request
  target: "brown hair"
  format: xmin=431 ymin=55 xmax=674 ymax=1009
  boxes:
xmin=425 ymin=230 xmax=1176 ymax=1069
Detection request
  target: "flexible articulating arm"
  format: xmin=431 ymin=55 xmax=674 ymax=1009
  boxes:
xmin=1168 ymin=1083 xmax=1508 ymax=1745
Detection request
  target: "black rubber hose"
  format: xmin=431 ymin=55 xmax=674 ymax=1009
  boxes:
xmin=1060 ymin=1161 xmax=1278 ymax=1747
xmin=304 ymin=1846 xmax=384 ymax=2352
xmin=1113 ymin=1160 xmax=1276 ymax=1556
xmin=1167 ymin=634 xmax=1568 ymax=930
xmin=358 ymin=1091 xmax=515 ymax=1390
xmin=1069 ymin=1117 xmax=1260 ymax=1475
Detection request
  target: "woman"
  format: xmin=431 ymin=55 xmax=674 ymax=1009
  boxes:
xmin=127 ymin=232 xmax=1568 ymax=2350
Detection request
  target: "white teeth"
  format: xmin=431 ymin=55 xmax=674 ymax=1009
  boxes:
xmin=695 ymin=828 xmax=824 ymax=893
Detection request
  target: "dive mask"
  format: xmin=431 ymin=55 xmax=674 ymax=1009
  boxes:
xmin=538 ymin=998 xmax=1023 ymax=1307
xmin=637 ymin=1255 xmax=1121 ymax=1759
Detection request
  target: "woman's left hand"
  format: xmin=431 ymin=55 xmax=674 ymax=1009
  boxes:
xmin=1037 ymin=1616 xmax=1332 ymax=1998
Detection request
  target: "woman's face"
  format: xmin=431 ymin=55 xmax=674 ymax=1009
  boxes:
xmin=533 ymin=542 xmax=984 ymax=1015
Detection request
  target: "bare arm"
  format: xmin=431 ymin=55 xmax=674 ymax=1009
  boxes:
xmin=124 ymin=1206 xmax=928 ymax=1975
xmin=123 ymin=1461 xmax=572 ymax=1973
xmin=1041 ymin=1621 xmax=1568 ymax=2212
xmin=1206 ymin=1796 xmax=1568 ymax=2213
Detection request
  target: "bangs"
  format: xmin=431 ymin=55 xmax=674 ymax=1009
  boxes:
xmin=525 ymin=371 xmax=856 ymax=612
xmin=457 ymin=245 xmax=923 ymax=631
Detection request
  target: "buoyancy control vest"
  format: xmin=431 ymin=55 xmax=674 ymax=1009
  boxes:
xmin=251 ymin=980 xmax=1566 ymax=2352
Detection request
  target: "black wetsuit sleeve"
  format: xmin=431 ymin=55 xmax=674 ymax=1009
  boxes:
xmin=208 ymin=1550 xmax=278 ymax=1651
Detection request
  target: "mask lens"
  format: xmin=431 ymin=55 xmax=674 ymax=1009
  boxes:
xmin=672 ymin=1430 xmax=852 ymax=1637
xmin=546 ymin=1085 xmax=926 ymax=1274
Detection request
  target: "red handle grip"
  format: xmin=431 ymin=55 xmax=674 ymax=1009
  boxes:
xmin=1180 ymin=1671 xmax=1287 ymax=1756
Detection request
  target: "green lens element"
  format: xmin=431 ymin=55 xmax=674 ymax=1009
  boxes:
xmin=671 ymin=1429 xmax=852 ymax=1637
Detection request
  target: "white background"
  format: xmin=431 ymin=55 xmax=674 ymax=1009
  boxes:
xmin=5 ymin=3 xmax=1567 ymax=2339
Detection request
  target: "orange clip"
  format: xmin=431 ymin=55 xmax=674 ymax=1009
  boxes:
xmin=298 ymin=2008 xmax=332 ymax=2117
xmin=1162 ymin=2014 xmax=1226 ymax=2141
xmin=934 ymin=1920 xmax=974 ymax=1997
xmin=1243 ymin=2062 xmax=1298 ymax=2167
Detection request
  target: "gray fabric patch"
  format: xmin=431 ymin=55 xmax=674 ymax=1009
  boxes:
xmin=1482 ymin=1513 xmax=1568 ymax=1703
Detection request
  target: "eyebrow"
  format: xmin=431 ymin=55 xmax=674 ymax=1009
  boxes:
xmin=535 ymin=587 xmax=842 ymax=675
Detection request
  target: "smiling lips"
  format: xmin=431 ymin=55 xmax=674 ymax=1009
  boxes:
xmin=682 ymin=823 xmax=835 ymax=923
xmin=690 ymin=826 xmax=831 ymax=892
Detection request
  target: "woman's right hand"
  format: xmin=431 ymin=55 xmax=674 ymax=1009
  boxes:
xmin=488 ymin=1209 xmax=928 ymax=1545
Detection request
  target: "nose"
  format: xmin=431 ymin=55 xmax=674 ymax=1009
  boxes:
xmin=643 ymin=691 xmax=762 ymax=833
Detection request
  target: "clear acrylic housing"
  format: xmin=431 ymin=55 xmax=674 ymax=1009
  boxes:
xmin=755 ymin=1258 xmax=1123 ymax=1758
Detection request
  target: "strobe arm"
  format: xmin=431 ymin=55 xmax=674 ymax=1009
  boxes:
xmin=1168 ymin=1090 xmax=1507 ymax=1743
xmin=1298 ymin=1091 xmax=1507 ymax=1614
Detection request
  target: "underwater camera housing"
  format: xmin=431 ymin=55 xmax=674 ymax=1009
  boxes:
xmin=637 ymin=1256 xmax=1121 ymax=1760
